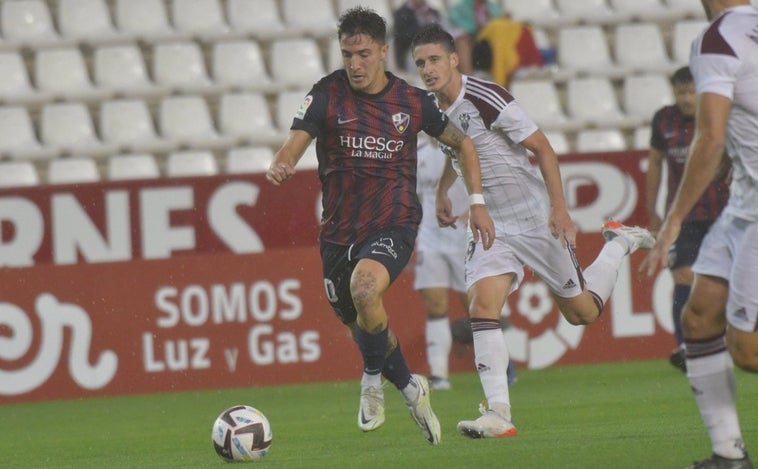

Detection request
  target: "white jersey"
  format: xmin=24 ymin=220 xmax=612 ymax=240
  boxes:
xmin=690 ymin=5 xmax=758 ymax=222
xmin=416 ymin=137 xmax=468 ymax=254
xmin=446 ymin=75 xmax=547 ymax=235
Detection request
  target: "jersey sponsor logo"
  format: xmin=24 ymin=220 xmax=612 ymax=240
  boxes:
xmin=392 ymin=112 xmax=410 ymax=134
xmin=296 ymin=95 xmax=313 ymax=119
xmin=339 ymin=135 xmax=405 ymax=159
xmin=337 ymin=116 xmax=359 ymax=125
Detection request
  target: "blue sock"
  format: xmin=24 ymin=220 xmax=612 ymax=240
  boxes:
xmin=672 ymin=284 xmax=690 ymax=346
xmin=383 ymin=344 xmax=413 ymax=390
xmin=354 ymin=326 xmax=388 ymax=377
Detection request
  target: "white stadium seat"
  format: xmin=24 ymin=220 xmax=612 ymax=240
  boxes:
xmin=543 ymin=130 xmax=571 ymax=155
xmin=57 ymin=0 xmax=125 ymax=44
xmin=211 ymin=40 xmax=280 ymax=93
xmin=218 ymin=92 xmax=285 ymax=146
xmin=107 ymin=153 xmax=161 ymax=180
xmin=114 ymin=0 xmax=183 ymax=42
xmin=622 ymin=73 xmax=675 ymax=122
xmin=554 ymin=0 xmax=629 ymax=25
xmin=672 ymin=20 xmax=709 ymax=66
xmin=502 ymin=0 xmax=565 ymax=28
xmin=0 ymin=51 xmax=52 ymax=105
xmin=281 ymin=0 xmax=337 ymax=38
xmin=47 ymin=157 xmax=101 ymax=184
xmin=275 ymin=90 xmax=310 ymax=133
xmin=1 ymin=0 xmax=67 ymax=49
xmin=270 ymin=38 xmax=326 ymax=89
xmin=633 ymin=126 xmax=653 ymax=150
xmin=0 ymin=106 xmax=57 ymax=160
xmin=226 ymin=146 xmax=275 ymax=174
xmin=608 ymin=0 xmax=684 ymax=22
xmin=166 ymin=150 xmax=219 ymax=177
xmin=100 ymin=99 xmax=178 ymax=154
xmin=614 ymin=23 xmax=675 ymax=74
xmin=557 ymin=25 xmax=627 ymax=79
xmin=171 ymin=0 xmax=233 ymax=41
xmin=510 ymin=79 xmax=584 ymax=132
xmin=575 ymin=128 xmax=628 ymax=153
xmin=665 ymin=0 xmax=707 ymax=19
xmin=34 ymin=47 xmax=112 ymax=102
xmin=0 ymin=161 xmax=40 ymax=187
xmin=40 ymin=102 xmax=117 ymax=158
xmin=159 ymin=96 xmax=235 ymax=150
xmin=566 ymin=76 xmax=643 ymax=129
xmin=152 ymin=41 xmax=221 ymax=95
xmin=226 ymin=0 xmax=289 ymax=40
xmin=93 ymin=44 xmax=170 ymax=99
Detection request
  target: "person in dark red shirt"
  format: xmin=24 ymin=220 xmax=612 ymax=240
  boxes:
xmin=646 ymin=66 xmax=729 ymax=372
xmin=266 ymin=7 xmax=494 ymax=445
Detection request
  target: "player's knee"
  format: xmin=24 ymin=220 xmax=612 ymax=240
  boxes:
xmin=561 ymin=309 xmax=595 ymax=326
xmin=350 ymin=271 xmax=380 ymax=311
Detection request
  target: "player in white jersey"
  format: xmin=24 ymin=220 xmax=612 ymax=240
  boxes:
xmin=643 ymin=2 xmax=758 ymax=468
xmin=411 ymin=24 xmax=656 ymax=439
xmin=414 ymin=135 xmax=468 ymax=390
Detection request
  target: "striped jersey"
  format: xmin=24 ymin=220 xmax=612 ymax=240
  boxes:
xmin=445 ymin=75 xmax=545 ymax=235
xmin=690 ymin=5 xmax=758 ymax=222
xmin=650 ymin=104 xmax=728 ymax=222
xmin=291 ymin=70 xmax=449 ymax=245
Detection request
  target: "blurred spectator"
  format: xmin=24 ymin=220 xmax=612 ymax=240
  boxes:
xmin=393 ymin=0 xmax=443 ymax=71
xmin=447 ymin=0 xmax=543 ymax=86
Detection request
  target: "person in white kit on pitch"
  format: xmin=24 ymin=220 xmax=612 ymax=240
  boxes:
xmin=411 ymin=24 xmax=656 ymax=439
xmin=643 ymin=1 xmax=758 ymax=468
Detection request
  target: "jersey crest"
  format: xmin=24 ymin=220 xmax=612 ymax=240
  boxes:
xmin=392 ymin=112 xmax=410 ymax=134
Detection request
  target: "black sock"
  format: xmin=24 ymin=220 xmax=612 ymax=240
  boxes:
xmin=354 ymin=326 xmax=388 ymax=377
xmin=383 ymin=344 xmax=412 ymax=390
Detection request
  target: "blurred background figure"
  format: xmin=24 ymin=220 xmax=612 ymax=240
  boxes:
xmin=645 ymin=66 xmax=729 ymax=373
xmin=446 ymin=0 xmax=543 ymax=86
xmin=413 ymin=135 xmax=468 ymax=390
xmin=393 ymin=0 xmax=443 ymax=71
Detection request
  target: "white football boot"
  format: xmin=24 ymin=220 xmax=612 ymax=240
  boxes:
xmin=457 ymin=403 xmax=517 ymax=439
xmin=405 ymin=374 xmax=441 ymax=445
xmin=601 ymin=220 xmax=655 ymax=255
xmin=358 ymin=382 xmax=385 ymax=432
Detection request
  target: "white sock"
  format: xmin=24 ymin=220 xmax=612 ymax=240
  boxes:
xmin=583 ymin=240 xmax=626 ymax=304
xmin=401 ymin=375 xmax=419 ymax=402
xmin=687 ymin=351 xmax=746 ymax=459
xmin=473 ymin=328 xmax=511 ymax=420
xmin=426 ymin=316 xmax=452 ymax=379
xmin=361 ymin=372 xmax=382 ymax=388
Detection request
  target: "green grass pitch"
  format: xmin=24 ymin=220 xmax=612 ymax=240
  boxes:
xmin=2 ymin=359 xmax=756 ymax=468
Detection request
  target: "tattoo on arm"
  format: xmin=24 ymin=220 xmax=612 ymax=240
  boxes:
xmin=438 ymin=122 xmax=465 ymax=148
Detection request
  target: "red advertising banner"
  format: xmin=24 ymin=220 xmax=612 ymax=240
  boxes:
xmin=0 ymin=151 xmax=678 ymax=403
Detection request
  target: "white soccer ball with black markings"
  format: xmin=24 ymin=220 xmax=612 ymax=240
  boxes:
xmin=212 ymin=405 xmax=272 ymax=462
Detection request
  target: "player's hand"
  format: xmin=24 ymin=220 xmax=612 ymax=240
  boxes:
xmin=266 ymin=162 xmax=296 ymax=186
xmin=469 ymin=205 xmax=495 ymax=250
xmin=436 ymin=195 xmax=457 ymax=228
xmin=640 ymin=216 xmax=681 ymax=277
xmin=550 ymin=207 xmax=576 ymax=249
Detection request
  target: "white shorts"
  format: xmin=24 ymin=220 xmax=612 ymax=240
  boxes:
xmin=465 ymin=226 xmax=584 ymax=298
xmin=693 ymin=213 xmax=758 ymax=332
xmin=413 ymin=249 xmax=467 ymax=292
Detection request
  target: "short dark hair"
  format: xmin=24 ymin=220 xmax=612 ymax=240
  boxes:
xmin=410 ymin=24 xmax=456 ymax=54
xmin=337 ymin=7 xmax=386 ymax=43
xmin=671 ymin=66 xmax=693 ymax=85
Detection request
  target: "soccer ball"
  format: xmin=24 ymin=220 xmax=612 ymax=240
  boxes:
xmin=212 ymin=405 xmax=272 ymax=462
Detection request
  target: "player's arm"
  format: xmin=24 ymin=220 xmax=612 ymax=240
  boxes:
xmin=520 ymin=129 xmax=575 ymax=248
xmin=266 ymin=129 xmax=313 ymax=186
xmin=435 ymin=121 xmax=495 ymax=249
xmin=435 ymin=153 xmax=460 ymax=228
xmin=644 ymin=92 xmax=730 ymax=275
xmin=645 ymin=147 xmax=665 ymax=232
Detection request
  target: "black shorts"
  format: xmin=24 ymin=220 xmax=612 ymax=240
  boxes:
xmin=668 ymin=220 xmax=715 ymax=270
xmin=320 ymin=226 xmax=417 ymax=324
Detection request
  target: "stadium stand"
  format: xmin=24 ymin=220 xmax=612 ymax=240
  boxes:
xmin=107 ymin=153 xmax=161 ymax=180
xmin=575 ymin=128 xmax=628 ymax=153
xmin=226 ymin=146 xmax=275 ymax=174
xmin=47 ymin=157 xmax=101 ymax=184
xmin=0 ymin=160 xmax=40 ymax=187
xmin=166 ymin=150 xmax=219 ymax=177
xmin=0 ymin=0 xmax=735 ymax=187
